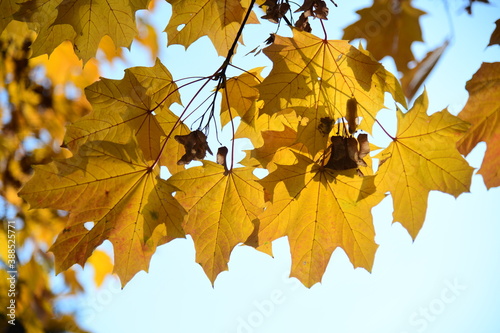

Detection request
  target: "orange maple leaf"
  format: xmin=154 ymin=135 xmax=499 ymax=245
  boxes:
xmin=457 ymin=62 xmax=500 ymax=188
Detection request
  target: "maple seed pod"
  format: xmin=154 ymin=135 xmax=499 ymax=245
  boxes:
xmin=175 ymin=130 xmax=212 ymax=165
xmin=357 ymin=133 xmax=370 ymax=160
xmin=346 ymin=137 xmax=358 ymax=162
xmin=217 ymin=146 xmax=229 ymax=175
xmin=346 ymin=97 xmax=358 ymax=134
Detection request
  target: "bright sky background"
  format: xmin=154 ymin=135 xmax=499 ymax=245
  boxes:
xmin=62 ymin=1 xmax=500 ymax=332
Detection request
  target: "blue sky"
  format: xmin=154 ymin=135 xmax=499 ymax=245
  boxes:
xmin=67 ymin=1 xmax=500 ymax=332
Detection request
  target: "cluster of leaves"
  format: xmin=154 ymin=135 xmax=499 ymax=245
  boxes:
xmin=0 ymin=22 xmax=94 ymax=332
xmin=0 ymin=11 xmax=152 ymax=332
xmin=1 ymin=0 xmax=498 ymax=298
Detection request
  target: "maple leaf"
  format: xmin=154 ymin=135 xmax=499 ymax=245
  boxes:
xmin=240 ymin=125 xmax=305 ymax=172
xmin=457 ymin=62 xmax=500 ymax=188
xmin=376 ymin=91 xmax=473 ymax=239
xmin=167 ymin=162 xmax=265 ymax=284
xmin=14 ymin=0 xmax=150 ymax=62
xmin=165 ymin=0 xmax=256 ymax=56
xmin=258 ymin=29 xmax=406 ymax=155
xmin=175 ymin=130 xmax=213 ymax=165
xmin=258 ymin=154 xmax=384 ymax=287
xmin=342 ymin=0 xmax=425 ymax=72
xmin=64 ymin=59 xmax=187 ymax=175
xmin=221 ymin=68 xmax=300 ymax=148
xmin=220 ymin=67 xmax=264 ymax=127
xmin=19 ymin=140 xmax=186 ymax=286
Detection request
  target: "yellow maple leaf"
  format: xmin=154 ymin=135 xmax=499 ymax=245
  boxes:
xmin=19 ymin=140 xmax=186 ymax=286
xmin=64 ymin=59 xmax=187 ymax=174
xmin=221 ymin=68 xmax=300 ymax=148
xmin=15 ymin=0 xmax=150 ymax=62
xmin=240 ymin=125 xmax=305 ymax=172
xmin=220 ymin=67 xmax=264 ymax=127
xmin=376 ymin=91 xmax=473 ymax=239
xmin=167 ymin=162 xmax=265 ymax=284
xmin=258 ymin=154 xmax=384 ymax=288
xmin=165 ymin=0 xmax=256 ymax=56
xmin=343 ymin=0 xmax=425 ymax=72
xmin=457 ymin=62 xmax=500 ymax=188
xmin=86 ymin=249 xmax=114 ymax=287
xmin=259 ymin=29 xmax=406 ymax=155
xmin=30 ymin=40 xmax=100 ymax=89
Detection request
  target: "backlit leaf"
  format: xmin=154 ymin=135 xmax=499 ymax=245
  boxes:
xmin=15 ymin=0 xmax=150 ymax=62
xmin=457 ymin=62 xmax=500 ymax=188
xmin=165 ymin=0 xmax=256 ymax=56
xmin=376 ymin=91 xmax=473 ymax=239
xmin=168 ymin=162 xmax=265 ymax=284
xmin=259 ymin=29 xmax=405 ymax=155
xmin=343 ymin=0 xmax=425 ymax=72
xmin=258 ymin=155 xmax=384 ymax=287
xmin=64 ymin=59 xmax=186 ymax=174
xmin=19 ymin=140 xmax=186 ymax=286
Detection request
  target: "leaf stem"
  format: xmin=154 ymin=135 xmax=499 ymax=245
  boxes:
xmin=320 ymin=19 xmax=328 ymax=40
xmin=375 ymin=119 xmax=395 ymax=141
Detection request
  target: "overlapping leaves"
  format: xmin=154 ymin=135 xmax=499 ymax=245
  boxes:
xmin=12 ymin=0 xmax=151 ymax=62
xmin=20 ymin=60 xmax=190 ymax=286
xmin=258 ymin=29 xmax=406 ymax=156
xmin=17 ymin=3 xmax=478 ymax=289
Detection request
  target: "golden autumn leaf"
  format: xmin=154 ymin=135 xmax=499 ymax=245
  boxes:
xmin=165 ymin=0 xmax=256 ymax=56
xmin=376 ymin=91 xmax=473 ymax=239
xmin=30 ymin=40 xmax=100 ymax=89
xmin=136 ymin=17 xmax=160 ymax=61
xmin=343 ymin=0 xmax=425 ymax=72
xmin=19 ymin=140 xmax=186 ymax=286
xmin=259 ymin=29 xmax=406 ymax=155
xmin=5 ymin=0 xmax=485 ymax=294
xmin=240 ymin=125 xmax=305 ymax=172
xmin=98 ymin=35 xmax=125 ymax=62
xmin=258 ymin=154 xmax=384 ymax=287
xmin=235 ymin=105 xmax=299 ymax=149
xmin=221 ymin=67 xmax=300 ymax=148
xmin=167 ymin=162 xmax=265 ymax=284
xmin=64 ymin=59 xmax=187 ymax=174
xmin=14 ymin=0 xmax=150 ymax=62
xmin=220 ymin=67 xmax=264 ymax=127
xmin=86 ymin=249 xmax=114 ymax=287
xmin=457 ymin=62 xmax=500 ymax=188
